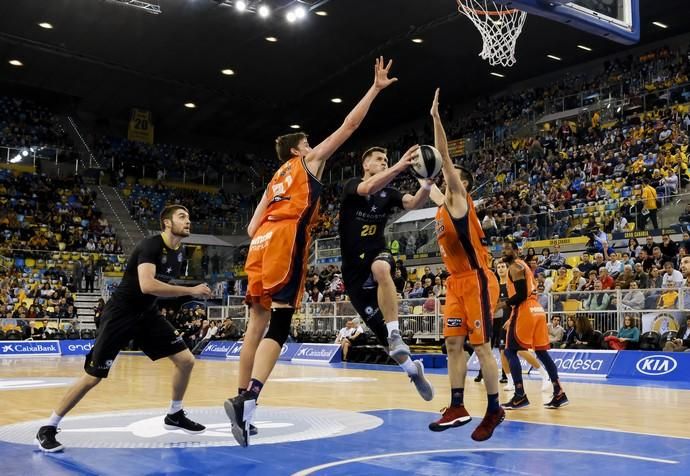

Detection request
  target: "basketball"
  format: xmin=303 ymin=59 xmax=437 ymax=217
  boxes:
xmin=410 ymin=145 xmax=443 ymax=179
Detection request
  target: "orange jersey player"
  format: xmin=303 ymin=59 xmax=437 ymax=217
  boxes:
xmin=225 ymin=57 xmax=399 ymax=447
xmin=425 ymin=88 xmax=504 ymax=442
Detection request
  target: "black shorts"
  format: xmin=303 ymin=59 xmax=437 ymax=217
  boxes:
xmin=84 ymin=301 xmax=188 ymax=378
xmin=343 ymin=250 xmax=396 ymax=347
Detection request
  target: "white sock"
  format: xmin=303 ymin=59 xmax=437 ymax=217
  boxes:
xmin=386 ymin=321 xmax=399 ymax=337
xmin=168 ymin=400 xmax=183 ymax=415
xmin=538 ymin=366 xmax=549 ymax=380
xmin=400 ymin=357 xmax=418 ymax=376
xmin=507 ymin=374 xmax=514 ymax=385
xmin=47 ymin=411 xmax=62 ymax=428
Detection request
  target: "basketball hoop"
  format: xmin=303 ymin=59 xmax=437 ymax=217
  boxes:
xmin=456 ymin=0 xmax=527 ymax=67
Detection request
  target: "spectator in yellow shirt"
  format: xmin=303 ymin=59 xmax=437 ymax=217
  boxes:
xmin=641 ymin=178 xmax=658 ymax=229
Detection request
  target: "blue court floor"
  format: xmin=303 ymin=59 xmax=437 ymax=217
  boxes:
xmin=0 ymin=406 xmax=687 ymax=475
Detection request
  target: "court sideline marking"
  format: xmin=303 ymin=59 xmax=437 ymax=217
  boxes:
xmin=291 ymin=448 xmax=679 ymax=475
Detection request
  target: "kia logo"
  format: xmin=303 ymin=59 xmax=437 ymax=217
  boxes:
xmin=636 ymin=355 xmax=678 ymax=376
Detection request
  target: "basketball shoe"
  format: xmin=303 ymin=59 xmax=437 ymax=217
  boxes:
xmin=35 ymin=426 xmax=64 ymax=453
xmin=501 ymin=394 xmax=530 ymax=410
xmin=224 ymin=391 xmax=257 ymax=447
xmin=428 ymin=406 xmax=472 ymax=432
xmin=471 ymin=407 xmax=506 ymax=441
xmin=387 ymin=329 xmax=411 ymax=359
xmin=164 ymin=409 xmax=206 ymax=434
xmin=544 ymin=392 xmax=569 ymax=409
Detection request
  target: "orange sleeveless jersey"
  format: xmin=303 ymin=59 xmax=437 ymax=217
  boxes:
xmin=261 ymin=156 xmax=321 ymax=224
xmin=435 ymin=197 xmax=491 ymax=275
xmin=506 ymin=259 xmax=537 ymax=299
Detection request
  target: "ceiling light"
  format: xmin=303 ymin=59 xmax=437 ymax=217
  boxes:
xmin=294 ymin=6 xmax=307 ymax=19
xmin=8 ymin=60 xmax=23 ymax=66
xmin=547 ymin=54 xmax=562 ymax=61
xmin=331 ymin=98 xmax=342 ymax=103
xmin=10 ymin=155 xmax=22 ymax=163
xmin=289 ymin=124 xmax=300 ymax=129
xmin=490 ymin=72 xmax=505 ymax=78
xmin=235 ymin=1 xmax=247 ymax=12
xmin=258 ymin=5 xmax=270 ymax=18
xmin=265 ymin=36 xmax=278 ymax=42
xmin=286 ymin=11 xmax=296 ymax=23
xmin=184 ymin=102 xmax=197 ymax=109
xmin=314 ymin=10 xmax=328 ymax=16
xmin=411 ymin=38 xmax=423 ymax=44
xmin=577 ymin=44 xmax=592 ymax=51
xmin=221 ymin=69 xmax=235 ymax=76
xmin=652 ymin=21 xmax=668 ymax=29
xmin=38 ymin=22 xmax=53 ymax=29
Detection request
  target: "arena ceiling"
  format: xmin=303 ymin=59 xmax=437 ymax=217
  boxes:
xmin=0 ymin=0 xmax=689 ymax=147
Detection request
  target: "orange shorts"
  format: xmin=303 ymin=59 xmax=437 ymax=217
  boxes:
xmin=442 ymin=269 xmax=499 ymax=345
xmin=245 ymin=219 xmax=310 ymax=310
xmin=506 ymin=298 xmax=550 ymax=351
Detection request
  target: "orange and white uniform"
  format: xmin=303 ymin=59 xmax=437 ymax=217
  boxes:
xmin=245 ymin=157 xmax=322 ymax=309
xmin=506 ymin=258 xmax=549 ymax=351
xmin=436 ymin=197 xmax=499 ymax=345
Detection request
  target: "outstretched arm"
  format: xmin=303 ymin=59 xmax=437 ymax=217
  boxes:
xmin=430 ymin=88 xmax=466 ymax=199
xmin=357 ymin=145 xmax=419 ymax=196
xmin=305 ymin=57 xmax=398 ymax=179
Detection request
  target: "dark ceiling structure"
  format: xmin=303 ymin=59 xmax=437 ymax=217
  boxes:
xmin=0 ymin=0 xmax=689 ymax=147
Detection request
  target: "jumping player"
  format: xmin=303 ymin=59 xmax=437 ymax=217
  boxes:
xmin=500 ymin=238 xmax=569 ymax=410
xmin=339 ymin=144 xmax=434 ymax=400
xmin=225 ymin=57 xmax=399 ymax=447
xmin=426 ymin=89 xmax=505 ymax=441
xmin=35 ymin=205 xmax=213 ymax=452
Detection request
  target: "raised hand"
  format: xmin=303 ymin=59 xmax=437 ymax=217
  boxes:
xmin=373 ymin=56 xmax=398 ymax=91
xmin=397 ymin=144 xmax=420 ymax=170
xmin=430 ymin=88 xmax=440 ymax=119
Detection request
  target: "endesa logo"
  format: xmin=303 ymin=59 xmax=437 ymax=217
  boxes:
xmin=552 ymin=355 xmax=605 ymax=372
xmin=280 ymin=344 xmax=289 ymax=356
xmin=68 ymin=343 xmax=93 ymax=352
xmin=636 ymin=355 xmax=678 ymax=376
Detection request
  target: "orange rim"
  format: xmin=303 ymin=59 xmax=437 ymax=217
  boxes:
xmin=457 ymin=0 xmax=520 ymax=16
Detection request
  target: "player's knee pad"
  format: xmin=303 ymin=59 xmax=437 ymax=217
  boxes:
xmin=264 ymin=307 xmax=293 ymax=346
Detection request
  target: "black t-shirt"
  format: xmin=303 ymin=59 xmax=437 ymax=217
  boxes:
xmin=110 ymin=235 xmax=186 ymax=312
xmin=339 ymin=178 xmax=404 ymax=279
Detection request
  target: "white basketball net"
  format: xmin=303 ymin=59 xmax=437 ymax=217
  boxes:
xmin=457 ymin=0 xmax=527 ymax=67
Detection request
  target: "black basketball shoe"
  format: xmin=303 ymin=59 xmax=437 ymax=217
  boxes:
xmin=164 ymin=410 xmax=206 ymax=434
xmin=224 ymin=391 xmax=258 ymax=447
xmin=35 ymin=426 xmax=64 ymax=453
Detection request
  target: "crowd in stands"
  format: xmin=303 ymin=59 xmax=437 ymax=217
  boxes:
xmin=0 ymin=268 xmax=86 ymax=340
xmin=0 ymin=95 xmax=76 ymax=155
xmin=122 ymin=181 xmax=248 ymax=233
xmin=0 ymin=170 xmax=122 ymax=255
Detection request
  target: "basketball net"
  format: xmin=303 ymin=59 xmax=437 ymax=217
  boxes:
xmin=456 ymin=0 xmax=527 ymax=67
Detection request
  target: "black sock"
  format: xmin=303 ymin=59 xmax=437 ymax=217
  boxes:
xmin=450 ymin=387 xmax=465 ymax=407
xmin=238 ymin=387 xmax=246 ymax=396
xmin=487 ymin=393 xmax=500 ymax=412
xmin=248 ymin=378 xmax=263 ymax=397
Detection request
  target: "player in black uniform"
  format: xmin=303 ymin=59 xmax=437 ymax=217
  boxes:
xmin=35 ymin=205 xmax=213 ymax=452
xmin=339 ymin=145 xmax=434 ymax=400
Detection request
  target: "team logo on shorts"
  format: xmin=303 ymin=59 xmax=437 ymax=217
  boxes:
xmin=380 ymin=191 xmax=387 ymax=198
xmin=474 ymin=320 xmax=481 ymax=329
xmin=161 ymin=255 xmax=167 ymax=264
xmin=177 ymin=252 xmax=184 ymax=262
xmin=364 ymin=306 xmax=374 ymax=316
xmin=447 ymin=318 xmax=462 ymax=328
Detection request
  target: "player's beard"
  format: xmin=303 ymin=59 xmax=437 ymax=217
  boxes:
xmin=502 ymin=253 xmax=514 ymax=264
xmin=171 ymin=221 xmax=190 ymax=237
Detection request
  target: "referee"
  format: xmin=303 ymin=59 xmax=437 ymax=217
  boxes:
xmin=36 ymin=205 xmax=213 ymax=452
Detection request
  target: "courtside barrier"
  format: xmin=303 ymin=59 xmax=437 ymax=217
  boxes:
xmin=608 ymin=350 xmax=690 ymax=381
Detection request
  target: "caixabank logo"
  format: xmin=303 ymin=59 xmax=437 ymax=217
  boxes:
xmin=635 ymin=354 xmax=678 ymax=376
xmin=0 ymin=341 xmax=60 ymax=355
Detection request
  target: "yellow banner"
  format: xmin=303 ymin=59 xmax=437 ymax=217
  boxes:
xmin=127 ymin=109 xmax=154 ymax=144
xmin=523 ymin=236 xmax=589 ymax=249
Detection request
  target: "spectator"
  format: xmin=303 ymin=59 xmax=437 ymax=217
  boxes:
xmin=542 ymin=244 xmax=566 ymax=269
xmin=577 ymin=252 xmax=595 ymax=275
xmin=663 ymin=316 xmax=690 ymax=352
xmin=408 ymin=281 xmax=424 ymax=299
xmin=552 ymin=267 xmax=570 ymax=293
xmin=615 ymin=265 xmax=635 ymax=289
xmin=657 ymin=281 xmax=679 ymax=309
xmin=605 ymin=252 xmax=623 ymax=278
xmin=423 ymin=291 xmax=436 ymax=314
xmin=632 ymin=262 xmax=649 ymax=288
xmin=661 ymin=261 xmax=684 ymax=288
xmin=547 ymin=316 xmax=564 ymax=347
xmin=605 ymin=315 xmax=640 ymax=350
xmin=642 ymin=236 xmax=658 ymax=256
xmin=598 ymin=268 xmax=615 ymax=290
xmin=627 ymin=238 xmax=642 ymax=259
xmin=584 ymin=280 xmax=611 ymax=311
xmin=561 ymin=316 xmax=576 ymax=348
xmin=620 ymin=281 xmax=645 ymax=310
xmin=565 ymin=315 xmax=595 ymax=349
xmin=335 ymin=319 xmax=363 ymax=361
xmin=660 ymin=234 xmax=679 ymax=258
xmin=421 ymin=277 xmax=434 ymax=298
xmin=648 ymin=266 xmax=663 ymax=289
xmin=640 ymin=178 xmax=658 ymax=229
xmin=393 ymin=269 xmax=406 ymax=294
